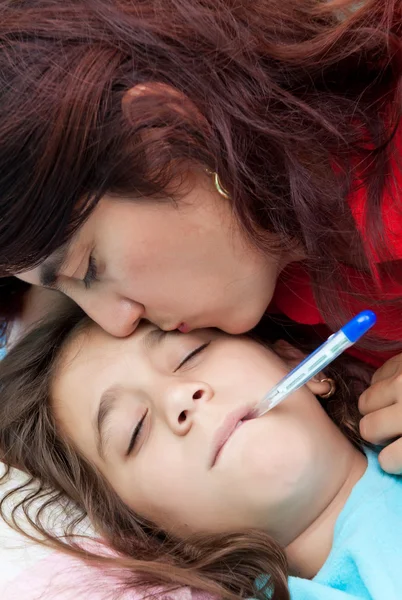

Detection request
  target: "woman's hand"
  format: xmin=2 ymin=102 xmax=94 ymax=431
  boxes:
xmin=359 ymin=353 xmax=402 ymax=474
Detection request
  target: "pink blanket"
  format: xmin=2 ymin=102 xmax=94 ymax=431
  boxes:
xmin=2 ymin=548 xmax=209 ymax=600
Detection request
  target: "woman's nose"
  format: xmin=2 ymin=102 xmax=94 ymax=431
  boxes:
xmin=164 ymin=382 xmax=214 ymax=434
xmin=82 ymin=294 xmax=145 ymax=337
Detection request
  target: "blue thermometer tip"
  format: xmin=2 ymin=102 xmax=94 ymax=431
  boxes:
xmin=247 ymin=309 xmax=377 ymax=419
xmin=341 ymin=310 xmax=377 ymax=343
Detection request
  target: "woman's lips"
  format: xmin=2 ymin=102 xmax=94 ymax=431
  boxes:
xmin=210 ymin=405 xmax=252 ymax=468
xmin=178 ymin=323 xmax=191 ymax=333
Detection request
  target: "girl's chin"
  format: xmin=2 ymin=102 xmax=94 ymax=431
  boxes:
xmin=228 ymin=419 xmax=317 ymax=488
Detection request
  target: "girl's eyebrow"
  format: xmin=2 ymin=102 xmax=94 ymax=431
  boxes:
xmin=141 ymin=327 xmax=176 ymax=350
xmin=96 ymin=385 xmax=123 ymax=460
xmin=95 ymin=328 xmax=180 ymax=459
xmin=142 ymin=327 xmax=168 ymax=350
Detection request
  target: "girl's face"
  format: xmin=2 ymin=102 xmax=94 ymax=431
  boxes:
xmin=52 ymin=324 xmax=352 ymax=545
xmin=16 ymin=171 xmax=297 ymax=337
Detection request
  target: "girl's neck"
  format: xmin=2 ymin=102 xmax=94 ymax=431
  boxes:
xmin=285 ymin=447 xmax=367 ymax=580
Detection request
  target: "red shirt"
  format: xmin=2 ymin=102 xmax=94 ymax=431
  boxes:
xmin=272 ymin=124 xmax=402 ymax=369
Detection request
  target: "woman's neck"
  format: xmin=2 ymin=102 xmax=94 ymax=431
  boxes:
xmin=285 ymin=447 xmax=367 ymax=580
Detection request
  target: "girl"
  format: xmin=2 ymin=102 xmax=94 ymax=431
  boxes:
xmin=0 ymin=307 xmax=401 ymax=600
xmin=1 ymin=1 xmax=402 ymax=467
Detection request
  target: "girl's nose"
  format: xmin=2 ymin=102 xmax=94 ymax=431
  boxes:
xmin=164 ymin=382 xmax=214 ymax=434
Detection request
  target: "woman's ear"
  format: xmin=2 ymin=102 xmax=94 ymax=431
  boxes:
xmin=272 ymin=340 xmax=334 ymax=398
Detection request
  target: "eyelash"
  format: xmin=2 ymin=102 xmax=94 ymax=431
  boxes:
xmin=83 ymin=255 xmax=98 ymax=289
xmin=174 ymin=342 xmax=210 ymax=372
xmin=126 ymin=342 xmax=210 ymax=456
xmin=126 ymin=409 xmax=148 ymax=456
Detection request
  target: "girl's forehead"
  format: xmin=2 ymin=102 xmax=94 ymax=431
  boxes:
xmin=53 ymin=321 xmax=172 ymax=384
xmin=53 ymin=323 xmax=116 ymax=382
xmin=53 ymin=325 xmax=263 ymax=398
xmin=50 ymin=325 xmax=130 ymax=419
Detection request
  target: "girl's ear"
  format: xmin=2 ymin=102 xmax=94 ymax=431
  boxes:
xmin=272 ymin=340 xmax=334 ymax=397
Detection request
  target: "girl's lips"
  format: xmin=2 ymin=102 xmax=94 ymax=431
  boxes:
xmin=178 ymin=323 xmax=191 ymax=333
xmin=210 ymin=405 xmax=253 ymax=468
xmin=212 ymin=421 xmax=244 ymax=467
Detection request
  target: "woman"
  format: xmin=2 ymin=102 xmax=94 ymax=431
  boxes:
xmin=0 ymin=1 xmax=402 ymax=465
xmin=0 ymin=308 xmax=401 ymax=600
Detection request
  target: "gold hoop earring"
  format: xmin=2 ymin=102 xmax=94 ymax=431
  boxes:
xmin=212 ymin=171 xmax=230 ymax=199
xmin=318 ymin=378 xmax=336 ymax=399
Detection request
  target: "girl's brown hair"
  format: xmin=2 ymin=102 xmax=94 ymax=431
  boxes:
xmin=0 ymin=305 xmax=373 ymax=600
xmin=0 ymin=0 xmax=401 ymax=343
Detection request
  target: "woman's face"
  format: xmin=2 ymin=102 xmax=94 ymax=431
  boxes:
xmin=17 ymin=171 xmax=295 ymax=337
xmin=52 ymin=324 xmax=351 ymax=545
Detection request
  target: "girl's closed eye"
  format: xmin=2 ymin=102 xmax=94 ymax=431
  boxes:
xmin=174 ymin=342 xmax=210 ymax=372
xmin=126 ymin=409 xmax=148 ymax=456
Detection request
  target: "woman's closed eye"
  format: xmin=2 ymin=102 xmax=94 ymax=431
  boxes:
xmin=83 ymin=255 xmax=98 ymax=289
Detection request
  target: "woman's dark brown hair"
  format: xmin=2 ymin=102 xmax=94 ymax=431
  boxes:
xmin=0 ymin=304 xmax=373 ymax=600
xmin=0 ymin=0 xmax=401 ymax=341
